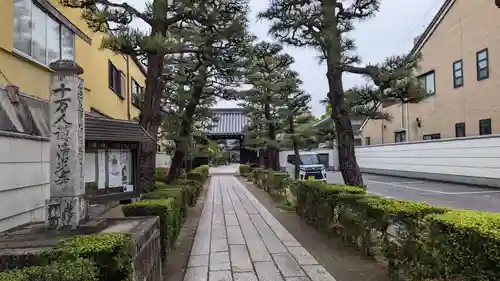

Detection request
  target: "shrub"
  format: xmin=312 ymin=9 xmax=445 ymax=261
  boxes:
xmin=155 ymin=167 xmax=169 ymax=183
xmin=122 ymin=199 xmax=182 ymax=258
xmin=294 ymin=181 xmax=365 ymax=229
xmin=0 ymin=259 xmax=97 ymax=281
xmin=418 ymin=210 xmax=500 ymax=281
xmin=147 ymin=183 xmax=189 ymax=216
xmin=45 ymin=233 xmax=133 ymax=281
xmin=174 ymin=179 xmax=203 ymax=198
xmin=267 ymin=172 xmax=290 ymax=197
xmin=239 ymin=165 xmax=251 ymax=177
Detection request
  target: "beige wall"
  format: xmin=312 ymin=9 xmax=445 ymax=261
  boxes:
xmin=362 ymin=0 xmax=500 ymax=144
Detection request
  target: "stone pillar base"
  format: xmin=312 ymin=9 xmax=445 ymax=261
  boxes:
xmin=46 ymin=196 xmax=87 ymax=230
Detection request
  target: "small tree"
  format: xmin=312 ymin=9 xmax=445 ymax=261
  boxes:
xmin=241 ymin=42 xmax=294 ymax=171
xmin=260 ymin=0 xmax=426 ymax=187
xmin=276 ymin=71 xmax=313 ymax=179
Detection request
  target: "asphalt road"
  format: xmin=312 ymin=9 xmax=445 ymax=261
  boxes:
xmin=326 ymin=171 xmax=500 ymax=212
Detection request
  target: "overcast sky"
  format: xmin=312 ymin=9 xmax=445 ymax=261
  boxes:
xmin=129 ymin=0 xmax=445 ymax=115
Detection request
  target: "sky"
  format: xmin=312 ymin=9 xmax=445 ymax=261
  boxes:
xmin=128 ymin=0 xmax=445 ymax=116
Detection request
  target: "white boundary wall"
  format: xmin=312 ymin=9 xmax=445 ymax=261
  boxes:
xmin=156 ymin=153 xmax=172 ymax=167
xmin=0 ymin=132 xmax=50 ymax=232
xmin=355 ymin=135 xmax=500 ymax=187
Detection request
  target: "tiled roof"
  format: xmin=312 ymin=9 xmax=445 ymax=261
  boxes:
xmin=0 ymin=88 xmax=152 ymax=143
xmin=204 ymin=108 xmax=247 ymax=136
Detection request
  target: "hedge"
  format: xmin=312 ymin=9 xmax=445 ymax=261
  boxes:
xmin=285 ymin=178 xmax=500 ymax=281
xmin=40 ymin=232 xmax=133 ymax=281
xmin=419 ymin=210 xmax=500 ymax=281
xmin=122 ymin=198 xmax=182 ymax=258
xmin=239 ymin=164 xmax=251 ymax=177
xmin=155 ymin=167 xmax=169 ymax=183
xmin=0 ymin=258 xmax=98 ymax=281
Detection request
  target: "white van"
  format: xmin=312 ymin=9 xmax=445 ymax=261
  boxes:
xmin=285 ymin=151 xmax=327 ymax=181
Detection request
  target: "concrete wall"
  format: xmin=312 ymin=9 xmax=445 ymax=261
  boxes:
xmin=0 ymin=132 xmax=49 ymax=232
xmin=356 ymin=134 xmax=500 ymax=187
xmin=156 ymin=153 xmax=172 ymax=168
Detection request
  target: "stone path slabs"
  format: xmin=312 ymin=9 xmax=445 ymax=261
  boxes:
xmin=184 ymin=175 xmax=336 ymax=281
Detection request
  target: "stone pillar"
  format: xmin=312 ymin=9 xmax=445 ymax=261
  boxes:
xmin=45 ymin=60 xmax=87 ymax=229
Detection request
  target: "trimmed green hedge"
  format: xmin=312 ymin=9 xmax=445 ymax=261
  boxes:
xmin=42 ymin=232 xmax=133 ymax=281
xmin=122 ymin=199 xmax=182 ymax=258
xmin=239 ymin=165 xmax=251 ymax=177
xmin=420 ymin=210 xmax=500 ymax=281
xmin=0 ymin=259 xmax=97 ymax=281
xmin=290 ymin=179 xmax=500 ymax=281
xmin=155 ymin=167 xmax=169 ymax=183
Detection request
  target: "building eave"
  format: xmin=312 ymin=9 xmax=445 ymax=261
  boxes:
xmin=410 ymin=0 xmax=456 ymax=56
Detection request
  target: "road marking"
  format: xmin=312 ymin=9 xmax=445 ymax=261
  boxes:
xmin=367 ymin=180 xmax=500 ymax=195
xmin=368 ymin=191 xmax=394 ymax=199
xmin=393 ymin=181 xmax=425 ymax=184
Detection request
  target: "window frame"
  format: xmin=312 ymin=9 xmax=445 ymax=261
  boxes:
xmin=364 ymin=137 xmax=371 ymax=145
xmin=131 ymin=78 xmax=143 ymax=108
xmin=108 ymin=60 xmax=124 ymax=99
xmin=394 ymin=131 xmax=406 ymax=143
xmin=453 ymin=60 xmax=463 ymax=88
xmin=479 ymin=118 xmax=492 ymax=135
xmin=423 ymin=133 xmax=441 ymax=140
xmin=13 ymin=0 xmax=76 ymax=66
xmin=419 ymin=70 xmax=436 ymax=97
xmin=455 ymin=122 xmax=466 ymax=138
xmin=476 ymin=48 xmax=489 ymax=81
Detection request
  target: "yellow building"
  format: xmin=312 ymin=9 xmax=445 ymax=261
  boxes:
xmin=0 ymin=0 xmax=145 ymax=120
xmin=361 ymin=0 xmax=500 ymax=145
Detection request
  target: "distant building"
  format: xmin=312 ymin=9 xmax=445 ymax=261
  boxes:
xmin=362 ymin=0 xmax=500 ymax=144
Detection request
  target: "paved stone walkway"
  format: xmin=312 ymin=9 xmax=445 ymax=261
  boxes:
xmin=184 ymin=175 xmax=336 ymax=281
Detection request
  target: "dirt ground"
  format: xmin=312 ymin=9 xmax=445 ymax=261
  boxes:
xmin=163 ymin=179 xmax=210 ymax=281
xmin=239 ymin=177 xmax=390 ymax=281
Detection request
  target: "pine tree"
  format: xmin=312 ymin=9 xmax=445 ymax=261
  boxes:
xmin=59 ymin=0 xmax=212 ymax=191
xmin=163 ymin=0 xmax=253 ymax=181
xmin=259 ymin=0 xmax=426 ymax=187
xmin=240 ymin=42 xmax=295 ymax=171
xmin=275 ymin=70 xmax=314 ymax=178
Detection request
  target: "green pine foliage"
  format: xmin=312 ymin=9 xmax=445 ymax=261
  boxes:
xmin=258 ymin=0 xmax=426 ymax=186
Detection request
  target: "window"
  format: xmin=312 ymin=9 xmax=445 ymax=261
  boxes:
xmin=476 ymin=49 xmax=489 ymax=81
xmin=423 ymin=133 xmax=441 ymax=140
xmin=479 ymin=119 xmax=491 ymax=135
xmin=13 ymin=0 xmax=74 ymax=65
xmin=419 ymin=71 xmax=436 ymax=96
xmin=287 ymin=155 xmax=295 ymax=164
xmin=131 ymin=79 xmax=144 ymax=107
xmin=364 ymin=137 xmax=371 ymax=145
xmin=455 ymin=122 xmax=466 ymax=137
xmin=453 ymin=60 xmax=463 ymax=88
xmin=108 ymin=61 xmax=123 ymax=97
xmin=395 ymin=131 xmax=406 ymax=143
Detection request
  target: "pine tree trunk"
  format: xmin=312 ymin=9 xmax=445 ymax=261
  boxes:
xmin=289 ymin=116 xmax=300 ymax=179
xmin=264 ymin=95 xmax=280 ymax=171
xmin=326 ymin=68 xmax=364 ymax=187
xmin=167 ymin=64 xmax=208 ymax=182
xmin=138 ymin=50 xmax=164 ymax=192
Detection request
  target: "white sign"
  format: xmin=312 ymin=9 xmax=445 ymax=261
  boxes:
xmin=84 ymin=153 xmax=96 ymax=183
xmin=98 ymin=150 xmax=106 ymax=189
xmin=107 ymin=149 xmax=132 ymax=187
